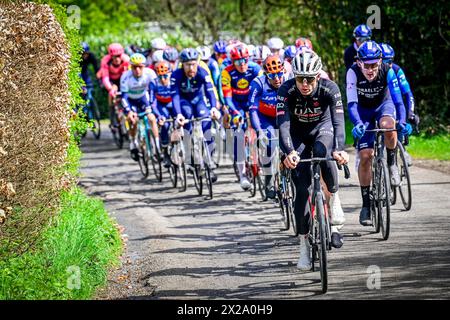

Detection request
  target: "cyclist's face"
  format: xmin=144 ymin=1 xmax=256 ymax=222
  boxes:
xmin=183 ymin=61 xmax=198 ymax=78
xmin=131 ymin=64 xmax=145 ymax=77
xmin=358 ymin=59 xmax=381 ymax=81
xmin=295 ymin=75 xmax=319 ymax=96
xmin=112 ymin=55 xmax=122 ymax=65
xmin=234 ymin=58 xmax=249 ymax=73
xmin=158 ymin=73 xmax=171 ymax=85
xmin=267 ymin=72 xmax=284 ymax=88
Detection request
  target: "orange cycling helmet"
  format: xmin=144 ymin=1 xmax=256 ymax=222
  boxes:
xmin=263 ymin=54 xmax=283 ymax=73
xmin=295 ymin=37 xmax=313 ymax=50
xmin=154 ymin=60 xmax=171 ymax=76
xmin=230 ymin=44 xmax=249 ymax=61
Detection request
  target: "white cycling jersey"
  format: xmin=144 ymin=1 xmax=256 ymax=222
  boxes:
xmin=120 ymin=68 xmax=157 ymax=100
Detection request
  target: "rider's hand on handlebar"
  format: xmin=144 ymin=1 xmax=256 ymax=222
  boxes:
xmin=210 ymin=107 xmax=221 ymax=121
xmin=158 ymin=116 xmax=166 ymax=126
xmin=127 ymin=111 xmax=137 ymax=125
xmin=332 ymin=150 xmax=349 ymax=165
xmin=176 ymin=114 xmax=186 ymax=127
xmin=108 ymin=88 xmax=117 ymax=98
xmin=352 ymin=123 xmax=366 ymax=140
xmin=283 ymin=151 xmax=300 ymax=169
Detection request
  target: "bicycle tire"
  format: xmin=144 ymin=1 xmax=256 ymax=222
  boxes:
xmin=257 ymin=173 xmax=267 ymax=201
xmin=316 ymin=193 xmax=328 ymax=294
xmin=275 ymin=173 xmax=289 ymax=231
xmin=149 ymin=131 xmax=162 ymax=182
xmin=247 ymin=163 xmax=257 ymax=197
xmin=233 ymin=161 xmax=240 ymax=181
xmin=137 ymin=129 xmax=149 ymax=178
xmin=377 ymin=159 xmax=391 ymax=240
xmin=90 ymin=97 xmax=101 ymax=139
xmin=204 ymin=163 xmax=213 ymax=199
xmin=178 ymin=163 xmax=187 ymax=192
xmin=397 ymin=142 xmax=412 ymax=211
xmin=168 ymin=162 xmax=177 ymax=188
xmin=193 ymin=164 xmax=203 ymax=195
xmin=288 ymin=176 xmax=298 ymax=236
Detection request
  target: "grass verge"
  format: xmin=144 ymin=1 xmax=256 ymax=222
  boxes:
xmin=0 ymin=187 xmax=122 ymax=300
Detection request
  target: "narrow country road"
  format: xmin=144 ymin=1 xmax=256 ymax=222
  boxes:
xmin=80 ymin=124 xmax=450 ymax=299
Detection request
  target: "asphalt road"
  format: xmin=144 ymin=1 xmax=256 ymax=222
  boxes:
xmin=80 ymin=125 xmax=450 ymax=299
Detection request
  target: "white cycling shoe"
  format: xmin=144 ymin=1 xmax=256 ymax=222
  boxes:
xmin=240 ymin=176 xmax=251 ymax=191
xmin=330 ymin=191 xmax=345 ymax=226
xmin=297 ymin=235 xmax=311 ymax=271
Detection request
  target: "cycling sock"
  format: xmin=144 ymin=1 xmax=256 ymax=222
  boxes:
xmin=361 ymin=186 xmax=370 ymax=208
xmin=386 ymin=148 xmax=396 ymax=166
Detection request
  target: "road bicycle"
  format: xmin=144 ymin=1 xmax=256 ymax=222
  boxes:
xmin=80 ymin=85 xmax=101 ymax=139
xmin=111 ymin=92 xmax=129 ymax=149
xmin=166 ymin=119 xmax=187 ymax=192
xmin=136 ymin=111 xmax=162 ymax=182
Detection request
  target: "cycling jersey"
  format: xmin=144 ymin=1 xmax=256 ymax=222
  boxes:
xmin=170 ymin=65 xmax=217 ymax=115
xmin=120 ymin=68 xmax=157 ymax=114
xmin=344 ymin=42 xmax=358 ymax=71
xmin=277 ymin=78 xmax=346 ymax=155
xmin=150 ymin=78 xmax=172 ymax=106
xmin=391 ymin=63 xmax=415 ymax=115
xmin=248 ymin=75 xmax=278 ymax=131
xmin=346 ymin=62 xmax=406 ymax=125
xmin=100 ymin=53 xmax=130 ymax=91
xmin=81 ymin=52 xmax=99 ymax=86
xmin=221 ymin=62 xmax=262 ymax=115
xmin=207 ymin=58 xmax=221 ymax=89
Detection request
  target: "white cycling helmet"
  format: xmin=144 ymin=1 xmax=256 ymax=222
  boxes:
xmin=247 ymin=44 xmax=256 ymax=60
xmin=152 ymin=50 xmax=165 ymax=63
xmin=267 ymin=37 xmax=284 ymax=50
xmin=254 ymin=45 xmax=271 ymax=62
xmin=291 ymin=49 xmax=322 ymax=77
xmin=196 ymin=45 xmax=212 ymax=61
xmin=151 ymin=37 xmax=166 ymax=50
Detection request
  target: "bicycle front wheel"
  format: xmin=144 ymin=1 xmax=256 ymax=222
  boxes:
xmin=316 ymin=194 xmax=328 ymax=294
xmin=397 ymin=142 xmax=412 ymax=210
xmin=90 ymin=97 xmax=101 ymax=140
xmin=288 ymin=176 xmax=298 ymax=236
xmin=137 ymin=131 xmax=149 ymax=178
xmin=204 ymin=164 xmax=213 ymax=199
xmin=275 ymin=174 xmax=289 ymax=231
xmin=377 ymin=159 xmax=391 ymax=240
xmin=149 ymin=131 xmax=162 ymax=182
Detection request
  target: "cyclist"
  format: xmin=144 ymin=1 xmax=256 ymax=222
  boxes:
xmin=170 ymin=48 xmax=221 ymax=182
xmin=380 ymin=43 xmax=418 ymax=165
xmin=283 ymin=45 xmax=297 ymax=64
xmin=297 ymin=46 xmax=330 ymax=80
xmin=267 ymin=37 xmax=285 ymax=58
xmin=221 ymin=44 xmax=263 ymax=190
xmin=120 ymin=53 xmax=160 ymax=161
xmin=277 ymin=50 xmax=348 ymax=270
xmin=248 ymin=54 xmax=286 ymax=199
xmin=80 ymin=42 xmax=99 ymax=88
xmin=100 ymin=43 xmax=130 ymax=129
xmin=344 ymin=24 xmax=372 ymax=71
xmin=346 ymin=40 xmax=410 ymax=226
xmin=197 ymin=45 xmax=221 ymax=93
xmin=150 ymin=60 xmax=174 ymax=168
xmin=295 ymin=37 xmax=313 ymax=50
xmin=253 ymin=45 xmax=271 ymax=66
xmin=163 ymin=46 xmax=179 ymax=71
xmin=212 ymin=40 xmax=228 ymax=67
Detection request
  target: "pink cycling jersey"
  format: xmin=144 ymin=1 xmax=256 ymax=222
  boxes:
xmin=100 ymin=53 xmax=130 ymax=92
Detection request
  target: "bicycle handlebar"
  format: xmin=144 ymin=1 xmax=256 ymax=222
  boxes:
xmin=293 ymin=157 xmax=351 ymax=179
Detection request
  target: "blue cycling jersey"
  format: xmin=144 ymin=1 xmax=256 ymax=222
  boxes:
xmin=207 ymin=58 xmax=221 ymax=89
xmin=391 ymin=63 xmax=415 ymax=115
xmin=170 ymin=66 xmax=217 ymax=115
xmin=248 ymin=75 xmax=278 ymax=131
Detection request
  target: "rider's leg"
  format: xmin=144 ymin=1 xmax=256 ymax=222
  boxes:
xmin=109 ymin=84 xmax=119 ymax=128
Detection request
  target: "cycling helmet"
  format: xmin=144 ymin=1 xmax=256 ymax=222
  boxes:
xmin=291 ymin=50 xmax=322 ymax=77
xmin=152 ymin=50 xmax=164 ymax=63
xmin=247 ymin=44 xmax=256 ymax=59
xmin=130 ymin=53 xmax=146 ymax=66
xmin=179 ymin=48 xmax=199 ymax=62
xmin=353 ymin=24 xmax=372 ymax=38
xmin=82 ymin=42 xmax=90 ymax=52
xmin=163 ymin=47 xmax=179 ymax=62
xmin=295 ymin=37 xmax=313 ymax=50
xmin=357 ymin=40 xmax=382 ymax=63
xmin=267 ymin=37 xmax=284 ymax=50
xmin=254 ymin=45 xmax=271 ymax=62
xmin=213 ymin=40 xmax=228 ymax=54
xmin=380 ymin=43 xmax=395 ymax=60
xmin=108 ymin=43 xmax=124 ymax=56
xmin=154 ymin=60 xmax=171 ymax=76
xmin=151 ymin=37 xmax=166 ymax=50
xmin=230 ymin=44 xmax=249 ymax=60
xmin=284 ymin=45 xmax=297 ymax=60
xmin=197 ymin=45 xmax=212 ymax=61
xmin=263 ymin=54 xmax=283 ymax=73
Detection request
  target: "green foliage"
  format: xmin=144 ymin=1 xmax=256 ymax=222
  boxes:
xmin=408 ymin=134 xmax=450 ymax=161
xmin=0 ymin=187 xmax=122 ymax=300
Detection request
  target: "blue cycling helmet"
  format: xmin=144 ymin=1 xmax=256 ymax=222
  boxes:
xmin=353 ymin=24 xmax=372 ymax=38
xmin=163 ymin=47 xmax=179 ymax=62
xmin=82 ymin=42 xmax=89 ymax=52
xmin=380 ymin=43 xmax=395 ymax=62
xmin=213 ymin=40 xmax=227 ymax=54
xmin=179 ymin=48 xmax=199 ymax=62
xmin=284 ymin=45 xmax=297 ymax=60
xmin=357 ymin=40 xmax=382 ymax=63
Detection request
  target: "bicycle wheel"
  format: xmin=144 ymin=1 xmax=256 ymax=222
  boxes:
xmin=192 ymin=164 xmax=203 ymax=195
xmin=376 ymin=159 xmax=391 ymax=240
xmin=275 ymin=173 xmax=289 ymax=231
xmin=288 ymin=176 xmax=298 ymax=236
xmin=149 ymin=131 xmax=162 ymax=182
xmin=204 ymin=163 xmax=213 ymax=199
xmin=168 ymin=162 xmax=177 ymax=188
xmin=397 ymin=142 xmax=412 ymax=210
xmin=90 ymin=97 xmax=101 ymax=139
xmin=112 ymin=119 xmax=124 ymax=149
xmin=315 ymin=193 xmax=328 ymax=294
xmin=257 ymin=172 xmax=267 ymax=201
xmin=211 ymin=123 xmax=222 ymax=168
xmin=178 ymin=163 xmax=187 ymax=192
xmin=233 ymin=161 xmax=240 ymax=181
xmin=137 ymin=131 xmax=149 ymax=178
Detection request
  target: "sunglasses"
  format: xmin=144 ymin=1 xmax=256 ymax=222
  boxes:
xmin=360 ymin=62 xmax=380 ymax=70
xmin=234 ymin=58 xmax=249 ymax=65
xmin=158 ymin=74 xmax=170 ymax=79
xmin=131 ymin=65 xmax=144 ymax=69
xmin=266 ymin=72 xmax=284 ymax=80
xmin=295 ymin=76 xmax=316 ymax=84
xmin=382 ymin=59 xmax=393 ymax=64
xmin=356 ymin=37 xmax=371 ymax=43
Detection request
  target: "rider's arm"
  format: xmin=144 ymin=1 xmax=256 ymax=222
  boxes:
xmin=276 ymin=83 xmax=295 ymax=155
xmin=396 ymin=66 xmax=416 ymax=115
xmin=387 ymin=68 xmax=406 ymax=124
xmin=201 ymin=68 xmax=217 ymax=109
xmin=248 ymin=79 xmax=263 ymax=131
xmin=148 ymin=80 xmax=160 ymax=116
xmin=119 ymin=72 xmax=130 ymax=114
xmin=346 ymin=68 xmax=362 ymax=125
xmin=100 ymin=55 xmax=113 ymax=92
xmin=221 ymin=68 xmax=239 ymax=115
xmin=328 ymin=81 xmax=346 ymax=151
xmin=170 ymin=72 xmax=182 ymax=115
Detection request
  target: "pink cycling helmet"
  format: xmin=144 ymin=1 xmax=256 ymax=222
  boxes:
xmin=108 ymin=43 xmax=124 ymax=56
